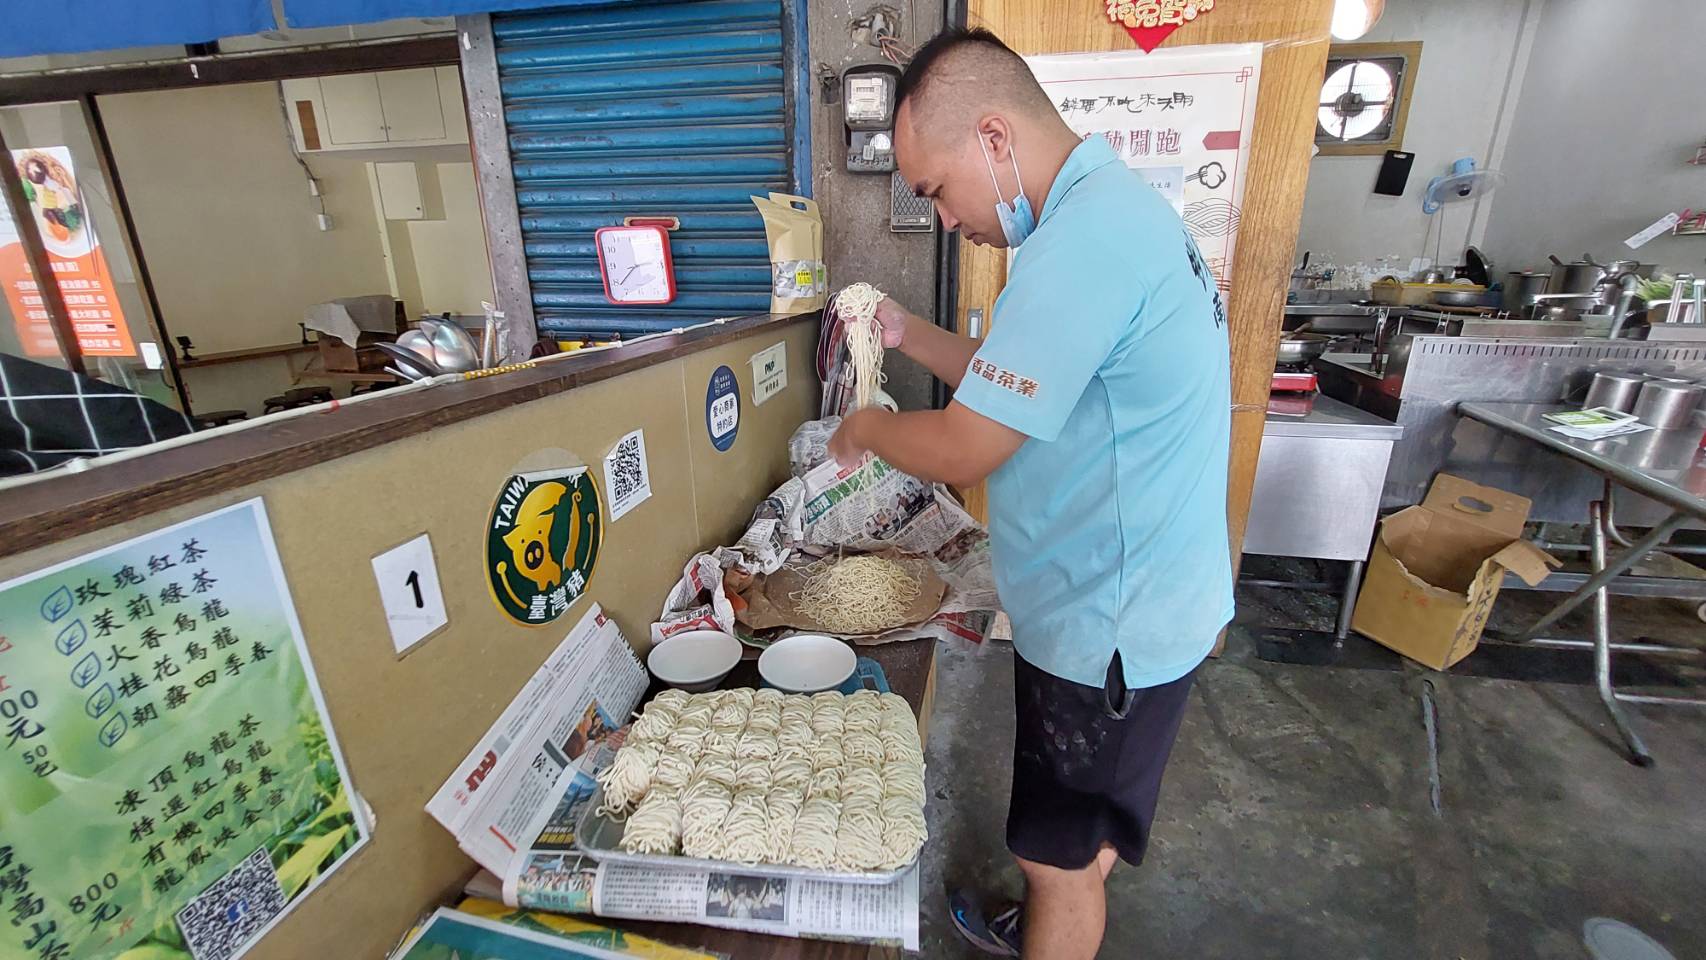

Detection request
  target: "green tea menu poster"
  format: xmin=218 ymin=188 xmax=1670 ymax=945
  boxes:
xmin=0 ymin=499 xmax=367 ymax=960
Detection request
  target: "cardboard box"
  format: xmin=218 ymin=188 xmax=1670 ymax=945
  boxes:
xmin=1351 ymin=474 xmax=1558 ymax=670
xmin=317 ymin=334 xmax=390 ymax=373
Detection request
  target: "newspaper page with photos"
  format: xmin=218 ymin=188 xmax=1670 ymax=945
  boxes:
xmin=479 ymin=855 xmax=921 ymax=950
xmin=593 ymin=861 xmax=920 ymax=950
xmin=426 ymin=604 xmax=648 ymax=877
xmin=653 ymin=417 xmax=1006 ymax=646
xmin=500 ymin=731 xmax=622 ymax=915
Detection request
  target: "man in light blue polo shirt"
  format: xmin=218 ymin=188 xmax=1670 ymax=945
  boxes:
xmin=827 ymin=27 xmax=1232 ymax=960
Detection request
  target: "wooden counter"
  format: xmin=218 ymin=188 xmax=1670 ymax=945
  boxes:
xmin=0 ymin=313 xmax=827 ymax=960
xmin=607 ymin=638 xmax=938 ymax=959
xmin=0 ymin=312 xmax=805 ymax=558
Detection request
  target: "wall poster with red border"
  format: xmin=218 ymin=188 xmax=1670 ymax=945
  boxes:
xmin=1026 ymin=43 xmax=1264 ymax=296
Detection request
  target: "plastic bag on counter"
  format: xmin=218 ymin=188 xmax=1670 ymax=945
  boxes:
xmin=650 ymin=549 xmax=747 ymax=645
xmin=789 ymin=416 xmax=838 ymax=478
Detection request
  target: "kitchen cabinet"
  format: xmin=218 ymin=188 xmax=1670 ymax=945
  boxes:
xmin=283 ymin=66 xmax=466 ymax=154
xmin=374 ymin=162 xmax=425 ymax=220
xmin=318 ymin=73 xmax=388 ymax=145
xmin=1243 ymin=393 xmax=1403 ymax=640
xmin=376 ymin=69 xmax=446 ymax=142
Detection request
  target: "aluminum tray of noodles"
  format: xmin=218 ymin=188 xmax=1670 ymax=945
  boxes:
xmin=573 ymin=782 xmax=917 ymax=884
xmin=573 ymin=687 xmax=928 ymax=884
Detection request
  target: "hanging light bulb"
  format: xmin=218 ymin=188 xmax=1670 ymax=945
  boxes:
xmin=1331 ymin=0 xmax=1385 ymax=40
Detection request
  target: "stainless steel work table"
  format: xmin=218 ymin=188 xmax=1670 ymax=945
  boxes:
xmin=1243 ymin=393 xmax=1404 ymax=639
xmin=1262 ymin=391 xmax=1406 ymax=442
xmin=1457 ymin=401 xmax=1706 ymax=765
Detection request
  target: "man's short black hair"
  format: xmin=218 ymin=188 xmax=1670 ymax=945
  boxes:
xmin=896 ymin=27 xmax=1015 ymax=108
xmin=893 ymin=27 xmax=1057 ymax=131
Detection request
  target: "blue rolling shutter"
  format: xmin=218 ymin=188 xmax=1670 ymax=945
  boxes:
xmin=493 ymin=0 xmax=804 ymax=339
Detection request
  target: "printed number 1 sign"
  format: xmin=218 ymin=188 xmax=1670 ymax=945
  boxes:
xmin=370 ymin=533 xmax=448 ymax=655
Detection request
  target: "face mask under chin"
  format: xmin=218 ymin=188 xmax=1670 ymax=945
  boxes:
xmin=978 ymin=129 xmax=1036 ymax=247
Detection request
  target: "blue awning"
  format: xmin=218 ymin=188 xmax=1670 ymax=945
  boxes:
xmin=0 ymin=0 xmax=276 ymax=58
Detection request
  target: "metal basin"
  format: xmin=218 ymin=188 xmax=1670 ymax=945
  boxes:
xmin=1432 ymin=288 xmax=1496 ymax=308
xmin=1276 ymin=332 xmax=1334 ymax=365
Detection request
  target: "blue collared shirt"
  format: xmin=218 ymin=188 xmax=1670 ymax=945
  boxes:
xmin=954 ymin=137 xmax=1233 ymax=689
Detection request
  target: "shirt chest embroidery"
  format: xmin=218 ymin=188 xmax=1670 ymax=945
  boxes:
xmin=970 ymin=358 xmax=1039 ymax=398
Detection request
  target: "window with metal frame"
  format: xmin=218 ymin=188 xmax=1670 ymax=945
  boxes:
xmin=493 ymin=0 xmax=809 ymax=340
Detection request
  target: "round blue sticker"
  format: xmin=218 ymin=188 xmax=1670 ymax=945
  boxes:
xmin=705 ymin=364 xmax=740 ymax=452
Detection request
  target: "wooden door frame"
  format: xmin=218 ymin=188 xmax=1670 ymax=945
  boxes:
xmin=0 ymin=36 xmax=459 ymax=107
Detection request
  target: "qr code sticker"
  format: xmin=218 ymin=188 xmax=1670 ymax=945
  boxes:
xmin=603 ymin=429 xmax=652 ymax=521
xmin=611 ymin=434 xmax=644 ymax=502
xmin=175 ymin=848 xmax=287 ymax=960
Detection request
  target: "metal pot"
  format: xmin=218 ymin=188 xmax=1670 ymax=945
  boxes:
xmin=1633 ymin=379 xmax=1705 ymax=430
xmin=1528 ymin=299 xmax=1584 ymax=322
xmin=1275 ymin=332 xmax=1334 ymax=365
xmin=1457 ymin=246 xmax=1494 ymax=287
xmin=1546 ymin=255 xmax=1606 ymax=294
xmin=1583 ymin=372 xmax=1648 ymax=412
xmin=1503 ymin=271 xmax=1550 ymax=312
xmin=1433 ymin=288 xmax=1493 ymax=308
xmin=1602 ymin=259 xmax=1645 ymax=280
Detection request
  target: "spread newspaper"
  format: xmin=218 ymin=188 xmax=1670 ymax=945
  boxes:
xmin=426 ymin=604 xmax=647 ymax=877
xmin=427 ymin=604 xmax=921 ymax=949
xmin=652 ymin=416 xmax=1008 ymax=648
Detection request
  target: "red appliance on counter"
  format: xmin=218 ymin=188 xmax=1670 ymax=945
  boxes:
xmin=1270 ymin=369 xmax=1318 ymax=392
xmin=1269 ymin=357 xmax=1319 ymax=416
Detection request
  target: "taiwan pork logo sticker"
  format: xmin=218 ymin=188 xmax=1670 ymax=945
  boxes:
xmin=485 ymin=467 xmax=602 ymax=626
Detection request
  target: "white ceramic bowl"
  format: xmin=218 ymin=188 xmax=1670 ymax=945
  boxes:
xmin=647 ymin=630 xmax=742 ymax=692
xmin=758 ymin=633 xmax=857 ymax=694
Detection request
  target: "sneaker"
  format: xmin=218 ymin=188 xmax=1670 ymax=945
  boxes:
xmin=949 ymin=889 xmax=1022 ymax=956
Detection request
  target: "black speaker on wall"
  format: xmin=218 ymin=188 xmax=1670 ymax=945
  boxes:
xmin=1374 ymin=150 xmax=1414 ymax=196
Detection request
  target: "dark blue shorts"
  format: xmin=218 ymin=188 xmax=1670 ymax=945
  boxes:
xmin=1006 ymin=652 xmax=1196 ymax=870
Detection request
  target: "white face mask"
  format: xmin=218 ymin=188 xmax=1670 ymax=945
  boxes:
xmin=978 ymin=128 xmax=1036 ymax=247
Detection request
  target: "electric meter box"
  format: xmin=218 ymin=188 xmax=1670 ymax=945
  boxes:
xmin=842 ymin=63 xmax=901 ymax=174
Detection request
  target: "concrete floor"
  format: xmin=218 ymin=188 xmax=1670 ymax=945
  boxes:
xmin=918 ymin=556 xmax=1706 ymax=959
